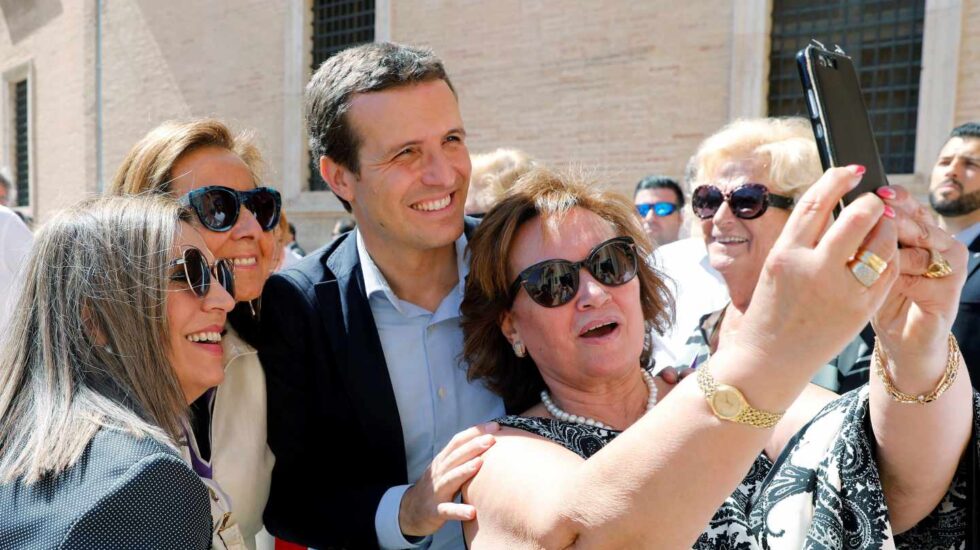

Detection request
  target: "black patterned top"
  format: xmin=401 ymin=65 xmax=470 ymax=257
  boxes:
xmin=496 ymin=387 xmax=977 ymax=548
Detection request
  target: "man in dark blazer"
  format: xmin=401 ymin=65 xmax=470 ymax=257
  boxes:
xmin=928 ymin=122 xmax=980 ymax=383
xmin=259 ymin=43 xmax=506 ymax=549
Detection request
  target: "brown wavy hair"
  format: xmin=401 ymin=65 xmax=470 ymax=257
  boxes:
xmin=462 ymin=168 xmax=674 ymax=412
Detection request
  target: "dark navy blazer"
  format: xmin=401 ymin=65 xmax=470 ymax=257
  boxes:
xmin=955 ymin=235 xmax=980 ymax=386
xmin=0 ymin=428 xmax=211 ymax=549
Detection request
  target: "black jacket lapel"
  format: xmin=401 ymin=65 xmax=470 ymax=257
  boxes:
xmin=316 ymin=234 xmax=406 ymax=467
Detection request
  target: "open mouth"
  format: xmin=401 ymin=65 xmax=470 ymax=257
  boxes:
xmin=232 ymin=256 xmax=257 ymax=268
xmin=580 ymin=321 xmax=619 ymax=339
xmin=411 ymin=193 xmax=453 ymax=212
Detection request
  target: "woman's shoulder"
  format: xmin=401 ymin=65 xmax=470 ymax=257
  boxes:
xmin=0 ymin=428 xmax=211 ymax=549
xmin=63 ymin=432 xmax=212 ymax=548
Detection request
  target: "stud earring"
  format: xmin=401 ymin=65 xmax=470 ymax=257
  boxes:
xmin=512 ymin=341 xmax=526 ymax=358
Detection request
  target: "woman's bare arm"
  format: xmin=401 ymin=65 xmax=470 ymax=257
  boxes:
xmin=463 ymin=168 xmax=900 ymax=548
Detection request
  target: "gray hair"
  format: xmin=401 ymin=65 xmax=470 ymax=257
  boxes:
xmin=0 ymin=195 xmax=191 ymax=483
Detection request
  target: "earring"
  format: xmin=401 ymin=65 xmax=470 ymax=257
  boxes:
xmin=512 ymin=341 xmax=526 ymax=358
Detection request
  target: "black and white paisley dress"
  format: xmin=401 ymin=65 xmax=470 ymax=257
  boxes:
xmin=496 ymin=387 xmax=978 ymax=549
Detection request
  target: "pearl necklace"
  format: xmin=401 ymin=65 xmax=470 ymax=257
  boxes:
xmin=540 ymin=369 xmax=658 ymax=430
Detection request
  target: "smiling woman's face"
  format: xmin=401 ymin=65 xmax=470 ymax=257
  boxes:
xmin=169 ymin=146 xmax=276 ymax=302
xmin=699 ymin=159 xmax=791 ymax=292
xmin=166 ymin=222 xmax=236 ymax=403
xmin=501 ymin=207 xmax=645 ymax=389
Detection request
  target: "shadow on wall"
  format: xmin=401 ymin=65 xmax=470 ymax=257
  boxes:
xmin=0 ymin=0 xmax=62 ymax=44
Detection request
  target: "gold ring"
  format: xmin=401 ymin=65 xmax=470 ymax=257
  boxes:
xmin=848 ymin=258 xmax=881 ymax=287
xmin=924 ymin=248 xmax=953 ymax=279
xmin=857 ymin=249 xmax=888 ymax=274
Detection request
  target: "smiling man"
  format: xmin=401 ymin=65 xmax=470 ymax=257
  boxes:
xmin=258 ymin=43 xmax=505 ymax=549
xmin=928 ymin=122 xmax=980 ymax=378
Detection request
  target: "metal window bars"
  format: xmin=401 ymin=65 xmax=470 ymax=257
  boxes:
xmin=309 ymin=0 xmax=376 ymax=191
xmin=767 ymin=0 xmax=925 ymax=174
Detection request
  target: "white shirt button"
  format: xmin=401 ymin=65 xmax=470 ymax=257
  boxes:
xmin=437 ymin=387 xmax=447 ymax=399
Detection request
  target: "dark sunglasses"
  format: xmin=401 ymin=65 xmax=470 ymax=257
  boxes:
xmin=691 ymin=183 xmax=795 ymax=220
xmin=168 ymin=247 xmax=235 ymax=299
xmin=636 ymin=202 xmax=678 ymax=218
xmin=180 ymin=186 xmax=282 ymax=232
xmin=509 ymin=236 xmax=639 ymax=308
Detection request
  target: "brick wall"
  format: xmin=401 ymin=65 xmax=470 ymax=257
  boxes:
xmin=0 ymin=0 xmax=93 ymax=219
xmin=955 ymin=0 xmax=980 ymax=124
xmin=390 ymin=0 xmax=734 ymax=199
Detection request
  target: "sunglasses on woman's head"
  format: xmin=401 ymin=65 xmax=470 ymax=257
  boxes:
xmin=180 ymin=186 xmax=282 ymax=232
xmin=691 ymin=183 xmax=795 ymax=220
xmin=169 ymin=247 xmax=235 ymax=299
xmin=636 ymin=202 xmax=678 ymax=218
xmin=509 ymin=236 xmax=639 ymax=308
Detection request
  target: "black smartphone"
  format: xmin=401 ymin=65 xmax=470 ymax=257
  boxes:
xmin=797 ymin=42 xmax=888 ymax=213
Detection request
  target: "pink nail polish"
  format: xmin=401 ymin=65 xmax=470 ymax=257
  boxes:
xmin=883 ymin=205 xmax=896 ymax=219
xmin=847 ymin=164 xmax=866 ymax=175
xmin=876 ymin=187 xmax=896 ymax=199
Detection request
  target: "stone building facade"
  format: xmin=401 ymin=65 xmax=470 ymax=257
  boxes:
xmin=0 ymin=0 xmax=976 ymax=250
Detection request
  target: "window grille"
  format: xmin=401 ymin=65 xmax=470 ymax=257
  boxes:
xmin=309 ymin=0 xmax=375 ymax=191
xmin=767 ymin=1 xmax=925 ymax=174
xmin=14 ymin=79 xmax=28 ymax=207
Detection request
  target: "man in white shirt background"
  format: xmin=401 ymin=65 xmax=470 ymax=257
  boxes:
xmin=0 ymin=181 xmax=33 ymax=329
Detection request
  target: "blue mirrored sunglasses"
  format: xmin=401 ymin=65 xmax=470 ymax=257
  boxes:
xmin=636 ymin=202 xmax=678 ymax=218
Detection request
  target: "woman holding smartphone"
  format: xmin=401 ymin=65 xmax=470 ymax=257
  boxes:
xmin=458 ymin=163 xmax=972 ymax=548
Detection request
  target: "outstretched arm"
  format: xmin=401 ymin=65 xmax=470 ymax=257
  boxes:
xmin=466 ymin=166 xmax=901 ymax=548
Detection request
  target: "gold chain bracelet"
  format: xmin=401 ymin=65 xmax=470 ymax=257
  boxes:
xmin=873 ymin=334 xmax=961 ymax=404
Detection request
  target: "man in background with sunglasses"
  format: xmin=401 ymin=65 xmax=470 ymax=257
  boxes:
xmin=633 ymin=175 xmax=684 ymax=249
xmin=258 ymin=43 xmax=505 ymax=549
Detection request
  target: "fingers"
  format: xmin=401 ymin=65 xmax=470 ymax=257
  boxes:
xmin=780 ymin=165 xmax=865 ymax=248
xmin=437 ymin=422 xmax=499 ymax=462
xmin=875 ymin=186 xmax=957 ymax=253
xmin=897 ymin=247 xmax=933 ymax=276
xmin=656 ymin=366 xmax=679 ymax=384
xmin=436 ymin=456 xmax=485 ymax=497
xmin=677 ymin=367 xmax=696 ymax=380
xmin=817 ymin=191 xmax=890 ymax=265
xmin=440 ymin=434 xmax=495 ymax=474
xmin=437 ymin=502 xmax=477 ymax=522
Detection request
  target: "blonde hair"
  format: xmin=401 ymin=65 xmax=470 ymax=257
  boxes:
xmin=465 ymin=148 xmax=535 ymax=215
xmin=0 ymin=195 xmax=191 ymax=483
xmin=109 ymin=118 xmax=263 ymax=196
xmin=693 ymin=117 xmax=822 ymax=199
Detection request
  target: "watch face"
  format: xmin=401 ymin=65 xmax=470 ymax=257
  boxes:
xmin=711 ymin=386 xmax=744 ymax=419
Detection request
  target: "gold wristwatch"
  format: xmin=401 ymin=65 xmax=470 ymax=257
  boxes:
xmin=697 ymin=360 xmax=784 ymax=428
